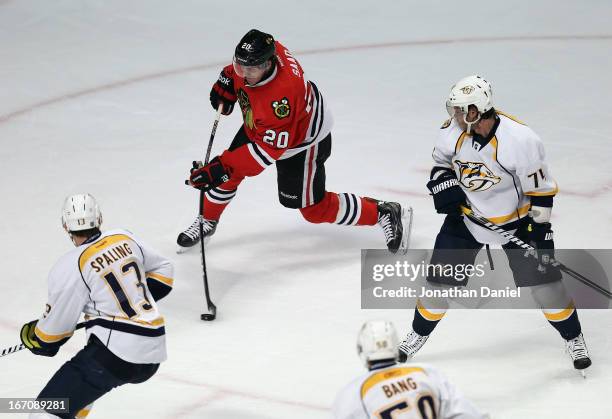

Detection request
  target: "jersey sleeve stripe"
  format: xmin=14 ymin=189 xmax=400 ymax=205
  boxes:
xmin=309 ymin=83 xmax=321 ymax=138
xmin=34 ymin=326 xmax=74 ymax=343
xmin=146 ymin=272 xmax=174 ymax=287
xmin=524 ymin=183 xmax=559 ymax=196
xmin=308 ymin=82 xmax=324 ymax=141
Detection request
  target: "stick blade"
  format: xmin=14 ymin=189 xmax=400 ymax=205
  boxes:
xmin=200 ymin=303 xmax=217 ymax=321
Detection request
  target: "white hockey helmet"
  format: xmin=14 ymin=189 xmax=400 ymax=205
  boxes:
xmin=357 ymin=320 xmax=399 ymax=368
xmin=61 ymin=193 xmax=102 ymax=233
xmin=446 ymin=75 xmax=493 ymax=131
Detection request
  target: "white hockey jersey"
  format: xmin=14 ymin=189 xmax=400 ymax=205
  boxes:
xmin=433 ymin=111 xmax=557 ymax=243
xmin=333 ymin=363 xmax=486 ymax=419
xmin=34 ymin=229 xmax=174 ymax=364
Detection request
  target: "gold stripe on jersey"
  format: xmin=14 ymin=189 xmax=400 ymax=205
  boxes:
xmin=34 ymin=326 xmax=74 ymax=343
xmin=496 ymin=110 xmax=526 ymax=126
xmin=524 ymin=183 xmax=559 ymax=196
xmin=490 ymin=136 xmax=499 ymax=161
xmin=86 ymin=314 xmax=165 ymax=327
xmin=147 ymin=272 xmax=174 ymax=287
xmin=486 ymin=203 xmax=530 ymax=224
xmin=543 ymin=302 xmax=575 ymax=322
xmin=361 ymin=367 xmax=426 ymax=399
xmin=78 ymin=234 xmax=132 ymax=272
xmin=417 ymin=300 xmax=446 ymax=321
xmin=454 ymin=132 xmax=469 ymax=154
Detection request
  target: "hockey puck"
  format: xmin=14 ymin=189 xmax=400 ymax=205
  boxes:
xmin=200 ymin=313 xmax=216 ymax=321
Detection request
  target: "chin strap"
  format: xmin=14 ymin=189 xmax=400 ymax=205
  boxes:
xmin=463 ymin=112 xmax=481 ymax=134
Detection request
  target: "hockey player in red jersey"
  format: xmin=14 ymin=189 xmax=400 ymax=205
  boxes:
xmin=177 ymin=29 xmax=411 ymax=253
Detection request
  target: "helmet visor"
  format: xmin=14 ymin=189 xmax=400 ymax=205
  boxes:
xmin=446 ymin=100 xmax=469 ymax=118
xmin=232 ymin=56 xmax=269 ymax=79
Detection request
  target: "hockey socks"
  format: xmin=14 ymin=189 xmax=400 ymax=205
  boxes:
xmin=299 ymin=192 xmax=378 ymax=225
xmin=412 ymin=300 xmax=447 ymax=336
xmin=202 ymin=186 xmax=238 ymax=221
xmin=543 ymin=304 xmax=582 ymax=341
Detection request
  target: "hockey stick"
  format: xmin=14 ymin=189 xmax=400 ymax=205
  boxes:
xmin=198 ymin=105 xmax=223 ymax=321
xmin=1 ymin=321 xmax=87 ymax=358
xmin=461 ymin=207 xmax=612 ymax=299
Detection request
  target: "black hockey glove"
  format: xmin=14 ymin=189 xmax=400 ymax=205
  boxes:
xmin=512 ymin=218 xmax=562 ymax=280
xmin=210 ymin=69 xmax=237 ymax=116
xmin=426 ymin=168 xmax=467 ymax=215
xmin=187 ymin=157 xmax=231 ymax=191
xmin=20 ymin=320 xmax=60 ymax=357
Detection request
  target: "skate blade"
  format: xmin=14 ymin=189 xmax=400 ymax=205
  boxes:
xmin=399 ymin=206 xmax=413 ymax=255
xmin=176 ymin=236 xmax=212 ymax=254
xmin=176 ymin=245 xmax=193 ymax=254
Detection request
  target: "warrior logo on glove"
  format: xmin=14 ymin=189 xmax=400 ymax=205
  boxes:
xmin=454 ymin=160 xmax=501 ymax=192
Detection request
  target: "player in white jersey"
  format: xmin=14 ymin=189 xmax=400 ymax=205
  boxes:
xmin=20 ymin=194 xmax=174 ymax=418
xmin=398 ymin=75 xmax=591 ymax=373
xmin=333 ymin=321 xmax=487 ymax=419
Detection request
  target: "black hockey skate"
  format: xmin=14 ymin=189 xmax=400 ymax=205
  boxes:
xmin=177 ymin=216 xmax=217 ymax=253
xmin=377 ymin=201 xmax=412 ymax=254
xmin=566 ymin=333 xmax=591 ymax=376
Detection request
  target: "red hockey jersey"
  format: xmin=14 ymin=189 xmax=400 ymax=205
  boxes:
xmin=219 ymin=41 xmax=332 ymax=178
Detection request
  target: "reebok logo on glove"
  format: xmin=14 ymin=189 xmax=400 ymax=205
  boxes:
xmin=218 ymin=74 xmax=231 ymax=85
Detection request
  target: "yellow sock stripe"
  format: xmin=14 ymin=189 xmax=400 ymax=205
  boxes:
xmin=76 ymin=408 xmax=91 ymax=418
xmin=543 ymin=302 xmax=575 ymax=322
xmin=416 ymin=300 xmax=446 ymax=321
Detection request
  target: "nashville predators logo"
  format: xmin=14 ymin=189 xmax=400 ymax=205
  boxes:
xmin=237 ymin=88 xmax=255 ymax=130
xmin=460 ymin=85 xmax=475 ymax=95
xmin=454 ymin=160 xmax=501 ymax=191
xmin=271 ymin=97 xmax=290 ymax=119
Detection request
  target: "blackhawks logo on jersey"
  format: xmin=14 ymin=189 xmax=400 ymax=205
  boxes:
xmin=237 ymin=88 xmax=255 ymax=130
xmin=454 ymin=160 xmax=501 ymax=192
xmin=271 ymin=97 xmax=290 ymax=119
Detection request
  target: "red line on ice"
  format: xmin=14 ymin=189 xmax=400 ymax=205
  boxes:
xmin=156 ymin=372 xmax=328 ymax=413
xmin=1 ymin=34 xmax=611 ymax=124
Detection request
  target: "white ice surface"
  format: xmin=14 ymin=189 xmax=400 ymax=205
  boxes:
xmin=1 ymin=1 xmax=611 ymax=418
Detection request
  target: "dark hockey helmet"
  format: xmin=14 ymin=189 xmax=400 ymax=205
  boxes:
xmin=234 ymin=29 xmax=275 ymax=66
